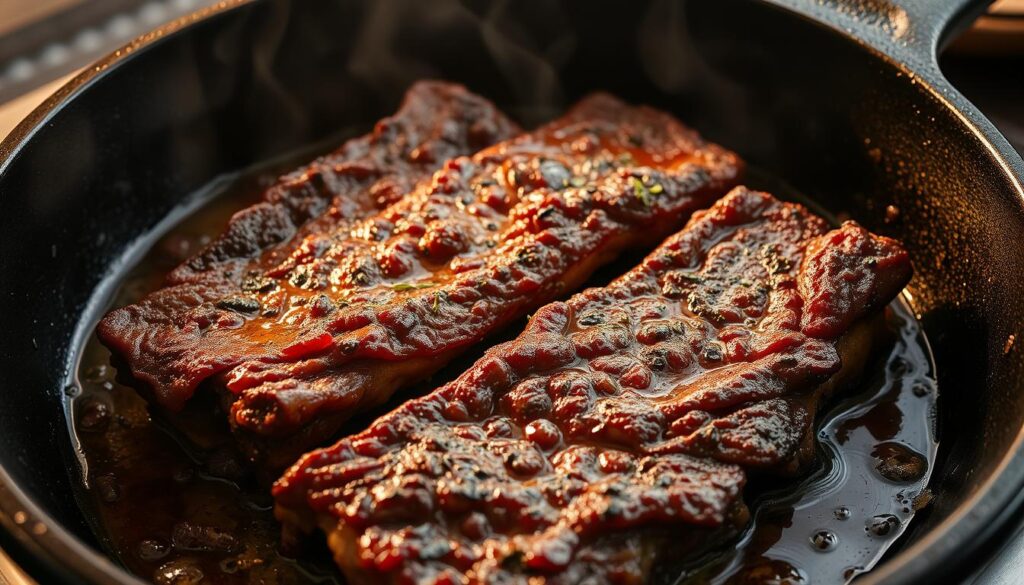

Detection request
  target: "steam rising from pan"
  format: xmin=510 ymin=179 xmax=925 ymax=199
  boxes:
xmin=217 ymin=0 xmax=758 ymax=144
xmin=346 ymin=0 xmax=573 ymax=124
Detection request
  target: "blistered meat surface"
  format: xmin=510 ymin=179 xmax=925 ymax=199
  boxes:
xmin=273 ymin=187 xmax=912 ymax=584
xmin=99 ymin=81 xmax=519 ymax=407
xmin=98 ymin=86 xmax=741 ymax=468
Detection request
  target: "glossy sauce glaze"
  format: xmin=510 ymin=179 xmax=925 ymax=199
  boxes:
xmin=95 ymin=91 xmax=740 ymax=473
xmin=71 ymin=160 xmax=937 ymax=584
xmin=702 ymin=301 xmax=937 ymax=584
xmin=269 ymin=186 xmax=913 ymax=583
xmin=73 ymin=170 xmax=340 ymax=585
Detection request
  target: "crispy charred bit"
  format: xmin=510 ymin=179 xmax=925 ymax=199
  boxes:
xmin=273 ymin=187 xmax=912 ymax=584
xmin=98 ymin=88 xmax=742 ymax=469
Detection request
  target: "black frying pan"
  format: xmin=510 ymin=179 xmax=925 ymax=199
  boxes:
xmin=1 ymin=0 xmax=1023 ymax=583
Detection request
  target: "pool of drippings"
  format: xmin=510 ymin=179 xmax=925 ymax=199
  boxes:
xmin=69 ymin=160 xmax=939 ymax=585
xmin=701 ymin=301 xmax=937 ymax=584
xmin=71 ymin=168 xmax=342 ymax=585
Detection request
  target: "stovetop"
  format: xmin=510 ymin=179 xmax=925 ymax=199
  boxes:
xmin=0 ymin=3 xmax=1022 ymax=584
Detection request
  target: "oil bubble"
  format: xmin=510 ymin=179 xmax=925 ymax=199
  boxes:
xmin=810 ymin=530 xmax=838 ymax=552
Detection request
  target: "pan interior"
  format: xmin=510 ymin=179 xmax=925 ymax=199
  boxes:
xmin=67 ymin=150 xmax=940 ymax=583
xmin=0 ymin=0 xmax=1021 ymax=582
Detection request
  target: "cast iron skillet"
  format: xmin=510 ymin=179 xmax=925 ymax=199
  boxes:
xmin=1 ymin=0 xmax=1023 ymax=583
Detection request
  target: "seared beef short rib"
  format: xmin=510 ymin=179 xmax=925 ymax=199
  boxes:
xmin=273 ymin=187 xmax=911 ymax=584
xmin=98 ymin=83 xmax=741 ymax=470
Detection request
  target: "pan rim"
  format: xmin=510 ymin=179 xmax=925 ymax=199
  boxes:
xmin=0 ymin=2 xmax=256 ymax=583
xmin=753 ymin=5 xmax=1024 ymax=584
xmin=0 ymin=0 xmax=257 ymax=172
xmin=0 ymin=1 xmax=1022 ymax=583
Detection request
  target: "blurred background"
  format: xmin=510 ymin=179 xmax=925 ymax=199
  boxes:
xmin=0 ymin=0 xmax=221 ymax=133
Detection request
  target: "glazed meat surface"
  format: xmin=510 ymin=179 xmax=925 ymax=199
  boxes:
xmin=273 ymin=187 xmax=912 ymax=584
xmin=98 ymin=81 xmax=519 ymax=459
xmin=98 ymin=87 xmax=741 ymax=468
xmin=100 ymin=80 xmax=518 ymax=402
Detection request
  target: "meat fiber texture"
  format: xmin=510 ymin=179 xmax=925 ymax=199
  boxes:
xmin=273 ymin=187 xmax=912 ymax=584
xmin=98 ymin=83 xmax=741 ymax=469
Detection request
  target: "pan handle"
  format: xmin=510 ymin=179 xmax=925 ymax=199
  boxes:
xmin=764 ymin=0 xmax=993 ymax=74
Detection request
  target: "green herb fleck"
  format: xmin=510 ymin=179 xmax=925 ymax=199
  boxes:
xmin=432 ymin=291 xmax=447 ymax=313
xmin=631 ymin=177 xmax=652 ymax=207
xmin=570 ymin=176 xmax=586 ymax=188
xmin=649 ymin=183 xmax=664 ymax=194
xmin=392 ymin=282 xmax=434 ymax=292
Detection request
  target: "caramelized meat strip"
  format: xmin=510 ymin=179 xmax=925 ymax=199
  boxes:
xmin=165 ymin=81 xmax=519 ymax=289
xmin=100 ymin=81 xmax=518 ymax=405
xmin=99 ymin=91 xmax=742 ymax=469
xmin=273 ymin=187 xmax=912 ymax=584
xmin=97 ymin=81 xmax=519 ymax=452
